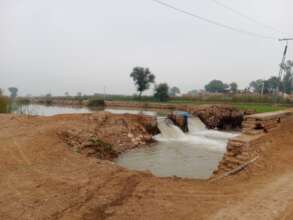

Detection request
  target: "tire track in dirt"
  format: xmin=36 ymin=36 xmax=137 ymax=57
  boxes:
xmin=82 ymin=174 xmax=141 ymax=220
xmin=210 ymin=173 xmax=293 ymax=220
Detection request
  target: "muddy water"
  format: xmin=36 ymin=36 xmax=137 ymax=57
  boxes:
xmin=116 ymin=140 xmax=225 ymax=179
xmin=14 ymin=104 xmax=93 ymax=116
xmin=14 ymin=104 xmax=161 ymax=116
xmin=116 ymin=118 xmax=238 ymax=179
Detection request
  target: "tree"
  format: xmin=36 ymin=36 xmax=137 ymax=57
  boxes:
xmin=229 ymin=82 xmax=238 ymax=93
xmin=205 ymin=80 xmax=228 ymax=93
xmin=186 ymin=89 xmax=198 ymax=96
xmin=249 ymin=77 xmax=280 ymax=95
xmin=169 ymin=86 xmax=181 ymax=97
xmin=0 ymin=88 xmax=3 ymax=96
xmin=281 ymin=60 xmax=293 ymax=94
xmin=249 ymin=79 xmax=264 ymax=94
xmin=265 ymin=77 xmax=279 ymax=94
xmin=8 ymin=87 xmax=18 ymax=98
xmin=154 ymin=83 xmax=169 ymax=102
xmin=76 ymin=92 xmax=82 ymax=97
xmin=65 ymin=92 xmax=70 ymax=97
xmin=282 ymin=72 xmax=292 ymax=94
xmin=130 ymin=67 xmax=155 ymax=98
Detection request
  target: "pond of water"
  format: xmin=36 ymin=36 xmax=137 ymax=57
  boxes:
xmin=14 ymin=104 xmax=161 ymax=116
xmin=115 ymin=117 xmax=238 ymax=179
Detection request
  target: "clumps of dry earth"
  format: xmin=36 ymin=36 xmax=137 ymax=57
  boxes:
xmin=191 ymin=105 xmax=248 ymax=130
xmin=57 ymin=112 xmax=159 ymax=160
xmin=169 ymin=105 xmax=253 ymax=131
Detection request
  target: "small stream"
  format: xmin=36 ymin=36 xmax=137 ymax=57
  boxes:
xmin=15 ymin=104 xmax=238 ymax=179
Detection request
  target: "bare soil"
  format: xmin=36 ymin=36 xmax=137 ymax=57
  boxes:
xmin=1 ymin=112 xmax=293 ymax=220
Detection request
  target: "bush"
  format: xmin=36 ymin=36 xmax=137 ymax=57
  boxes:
xmin=87 ymin=98 xmax=105 ymax=107
xmin=0 ymin=96 xmax=11 ymax=113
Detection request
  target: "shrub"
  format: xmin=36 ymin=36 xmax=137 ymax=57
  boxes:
xmin=0 ymin=96 xmax=11 ymax=113
xmin=87 ymin=98 xmax=105 ymax=107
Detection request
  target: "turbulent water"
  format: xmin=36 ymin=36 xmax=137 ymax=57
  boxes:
xmin=156 ymin=118 xmax=186 ymax=139
xmin=116 ymin=117 xmax=239 ymax=179
xmin=105 ymin=108 xmax=157 ymax=116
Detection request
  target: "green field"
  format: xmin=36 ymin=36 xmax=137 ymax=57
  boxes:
xmin=170 ymin=100 xmax=288 ymax=113
xmin=34 ymin=94 xmax=293 ymax=114
xmin=231 ymin=103 xmax=287 ymax=113
xmin=167 ymin=98 xmax=290 ymax=113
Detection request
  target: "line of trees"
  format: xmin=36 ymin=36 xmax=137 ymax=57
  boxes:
xmin=249 ymin=60 xmax=293 ymax=95
xmin=204 ymin=80 xmax=238 ymax=93
xmin=203 ymin=60 xmax=293 ymax=96
xmin=0 ymin=87 xmax=19 ymax=98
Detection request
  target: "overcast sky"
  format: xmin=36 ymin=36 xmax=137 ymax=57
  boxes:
xmin=0 ymin=0 xmax=292 ymax=96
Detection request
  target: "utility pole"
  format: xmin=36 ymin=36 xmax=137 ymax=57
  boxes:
xmin=276 ymin=38 xmax=293 ymax=95
xmin=261 ymin=80 xmax=265 ymax=96
xmin=103 ymin=85 xmax=107 ymax=100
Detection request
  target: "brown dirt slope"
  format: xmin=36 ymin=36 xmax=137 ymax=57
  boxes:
xmin=1 ymin=112 xmax=293 ymax=220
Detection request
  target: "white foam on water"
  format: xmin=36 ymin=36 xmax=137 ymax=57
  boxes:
xmin=194 ymin=130 xmax=238 ymax=140
xmin=189 ymin=117 xmax=207 ymax=133
xmin=156 ymin=117 xmax=186 ymax=139
xmin=116 ymin=115 xmax=240 ymax=179
xmin=155 ymin=117 xmax=234 ymax=152
xmin=105 ymin=108 xmax=157 ymax=116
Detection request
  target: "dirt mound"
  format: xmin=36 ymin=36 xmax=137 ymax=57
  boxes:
xmin=192 ymin=105 xmax=244 ymax=129
xmin=56 ymin=112 xmax=158 ymax=159
xmin=168 ymin=105 xmax=246 ymax=131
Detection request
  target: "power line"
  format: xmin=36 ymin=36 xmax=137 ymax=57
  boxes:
xmin=150 ymin=0 xmax=277 ymax=40
xmin=210 ymin=0 xmax=286 ymax=35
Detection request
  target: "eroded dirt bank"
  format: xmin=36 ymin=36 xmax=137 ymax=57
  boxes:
xmin=1 ymin=110 xmax=293 ymax=220
xmin=107 ymin=101 xmax=250 ymax=129
xmin=56 ymin=112 xmax=159 ymax=160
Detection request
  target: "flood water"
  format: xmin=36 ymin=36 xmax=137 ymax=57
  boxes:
xmin=16 ymin=104 xmax=238 ymax=179
xmin=14 ymin=104 xmax=160 ymax=116
xmin=15 ymin=104 xmax=93 ymax=116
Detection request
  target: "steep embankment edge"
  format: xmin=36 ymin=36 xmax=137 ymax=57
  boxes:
xmin=212 ymin=109 xmax=293 ymax=178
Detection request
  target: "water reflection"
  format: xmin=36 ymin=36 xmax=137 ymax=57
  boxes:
xmin=14 ymin=104 xmax=93 ymax=116
xmin=14 ymin=104 xmax=164 ymax=116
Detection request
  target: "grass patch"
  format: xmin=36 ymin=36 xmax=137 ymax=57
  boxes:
xmin=232 ymin=103 xmax=287 ymax=113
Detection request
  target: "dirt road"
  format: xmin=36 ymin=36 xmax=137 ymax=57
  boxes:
xmin=1 ymin=113 xmax=293 ymax=219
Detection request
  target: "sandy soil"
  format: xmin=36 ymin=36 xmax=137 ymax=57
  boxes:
xmin=1 ymin=112 xmax=293 ymax=220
